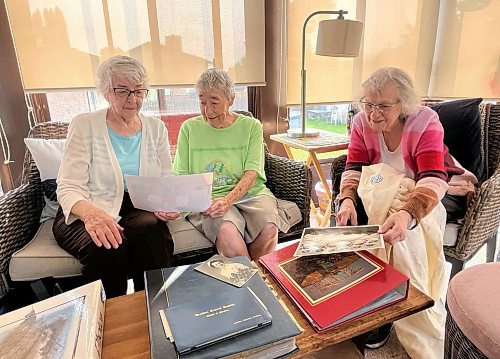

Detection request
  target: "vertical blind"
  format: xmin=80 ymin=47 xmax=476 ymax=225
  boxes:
xmin=287 ymin=0 xmax=500 ymax=105
xmin=5 ymin=0 xmax=265 ymax=91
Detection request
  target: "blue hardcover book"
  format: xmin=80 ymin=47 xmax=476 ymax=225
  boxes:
xmin=144 ymin=256 xmax=302 ymax=359
xmin=163 ymin=287 xmax=272 ymax=354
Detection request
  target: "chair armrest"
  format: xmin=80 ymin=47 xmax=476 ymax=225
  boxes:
xmin=0 ymin=177 xmax=44 ymax=280
xmin=330 ymin=155 xmax=347 ymax=212
xmin=449 ymin=166 xmax=500 ymax=260
xmin=264 ymin=152 xmax=312 ymax=239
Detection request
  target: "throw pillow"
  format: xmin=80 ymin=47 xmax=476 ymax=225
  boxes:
xmin=24 ymin=138 xmax=66 ymax=222
xmin=429 ymin=98 xmax=483 ymax=181
xmin=24 ymin=138 xmax=66 ymax=181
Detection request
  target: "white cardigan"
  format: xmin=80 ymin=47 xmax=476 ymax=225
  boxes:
xmin=57 ymin=109 xmax=172 ymax=224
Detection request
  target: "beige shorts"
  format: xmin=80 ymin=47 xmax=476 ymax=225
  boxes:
xmin=187 ymin=195 xmax=286 ymax=244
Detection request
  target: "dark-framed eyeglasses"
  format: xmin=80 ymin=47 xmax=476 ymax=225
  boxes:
xmin=113 ymin=88 xmax=149 ymax=99
xmin=359 ymin=98 xmax=400 ymax=113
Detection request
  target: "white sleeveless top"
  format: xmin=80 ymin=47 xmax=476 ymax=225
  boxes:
xmin=378 ymin=133 xmax=415 ymax=179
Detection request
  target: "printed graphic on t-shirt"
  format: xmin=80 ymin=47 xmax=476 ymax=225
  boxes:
xmin=205 ymin=159 xmax=236 ymax=186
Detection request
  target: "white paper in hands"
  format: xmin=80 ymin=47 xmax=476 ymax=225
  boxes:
xmin=124 ymin=173 xmax=213 ymax=212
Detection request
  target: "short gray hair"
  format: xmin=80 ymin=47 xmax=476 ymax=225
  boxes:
xmin=361 ymin=67 xmax=419 ymax=117
xmin=96 ymin=55 xmax=149 ymax=97
xmin=195 ymin=68 xmax=235 ymax=101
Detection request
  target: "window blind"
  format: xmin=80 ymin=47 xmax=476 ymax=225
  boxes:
xmin=286 ymin=0 xmax=500 ymax=105
xmin=5 ymin=0 xmax=265 ymax=91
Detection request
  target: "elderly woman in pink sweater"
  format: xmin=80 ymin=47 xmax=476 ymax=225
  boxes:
xmin=336 ymin=67 xmax=475 ymax=359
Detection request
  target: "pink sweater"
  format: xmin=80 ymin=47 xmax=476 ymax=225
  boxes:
xmin=347 ymin=106 xmax=451 ymax=181
xmin=340 ymin=106 xmax=453 ymax=221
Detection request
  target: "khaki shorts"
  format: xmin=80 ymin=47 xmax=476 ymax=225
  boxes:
xmin=187 ymin=195 xmax=287 ymax=244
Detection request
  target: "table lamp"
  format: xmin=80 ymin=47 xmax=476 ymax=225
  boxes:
xmin=288 ymin=10 xmax=363 ymax=138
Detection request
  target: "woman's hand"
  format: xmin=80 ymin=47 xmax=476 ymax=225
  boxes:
xmin=378 ymin=210 xmax=412 ymax=245
xmin=82 ymin=207 xmax=124 ymax=250
xmin=336 ymin=198 xmax=357 ymax=226
xmin=154 ymin=211 xmax=180 ymax=222
xmin=203 ymin=197 xmax=231 ymax=218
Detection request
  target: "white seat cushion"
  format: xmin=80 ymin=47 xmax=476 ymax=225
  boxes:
xmin=9 ymin=200 xmax=302 ymax=279
xmin=443 ymin=222 xmax=460 ymax=247
xmin=168 ymin=218 xmax=213 ymax=254
xmin=9 ymin=219 xmax=83 ymax=281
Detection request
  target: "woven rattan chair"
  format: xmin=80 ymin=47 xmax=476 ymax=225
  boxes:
xmin=330 ymin=103 xmax=500 ymax=279
xmin=0 ymin=120 xmax=311 ymax=298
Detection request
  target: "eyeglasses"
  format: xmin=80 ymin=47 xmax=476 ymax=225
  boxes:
xmin=113 ymin=88 xmax=149 ymax=99
xmin=360 ymin=98 xmax=400 ymax=113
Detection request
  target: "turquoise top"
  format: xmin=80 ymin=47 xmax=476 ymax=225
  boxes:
xmin=108 ymin=127 xmax=142 ymax=191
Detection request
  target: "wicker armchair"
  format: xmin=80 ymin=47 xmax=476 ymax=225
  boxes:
xmin=0 ymin=121 xmax=312 ymax=298
xmin=330 ymin=103 xmax=500 ymax=279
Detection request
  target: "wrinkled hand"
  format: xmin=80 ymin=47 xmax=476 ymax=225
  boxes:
xmin=154 ymin=211 xmax=180 ymax=221
xmin=336 ymin=198 xmax=357 ymax=226
xmin=203 ymin=197 xmax=231 ymax=218
xmin=379 ymin=210 xmax=412 ymax=245
xmin=83 ymin=208 xmax=123 ymax=249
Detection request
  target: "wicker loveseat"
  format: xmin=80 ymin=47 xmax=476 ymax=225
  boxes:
xmin=0 ymin=121 xmax=312 ymax=298
xmin=330 ymin=102 xmax=500 ymax=279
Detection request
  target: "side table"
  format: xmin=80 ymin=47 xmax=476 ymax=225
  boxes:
xmin=270 ymin=131 xmax=349 ymax=226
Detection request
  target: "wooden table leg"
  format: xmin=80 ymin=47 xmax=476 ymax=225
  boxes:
xmin=310 ymin=152 xmax=332 ymax=227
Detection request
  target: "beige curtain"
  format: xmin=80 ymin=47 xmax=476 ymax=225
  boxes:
xmin=5 ymin=0 xmax=265 ymax=91
xmin=286 ymin=0 xmax=500 ymax=105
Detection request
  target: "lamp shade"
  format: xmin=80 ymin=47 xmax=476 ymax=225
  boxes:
xmin=315 ymin=19 xmax=363 ymax=57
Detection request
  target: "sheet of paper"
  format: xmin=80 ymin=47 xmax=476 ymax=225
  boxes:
xmin=124 ymin=173 xmax=213 ymax=212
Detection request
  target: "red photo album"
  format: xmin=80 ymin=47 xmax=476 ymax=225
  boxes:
xmin=259 ymin=242 xmax=409 ymax=332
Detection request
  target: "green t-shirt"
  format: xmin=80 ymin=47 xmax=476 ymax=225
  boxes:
xmin=172 ymin=115 xmax=273 ymax=198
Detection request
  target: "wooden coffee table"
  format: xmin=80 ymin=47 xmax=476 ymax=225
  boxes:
xmin=102 ymin=276 xmax=433 ymax=358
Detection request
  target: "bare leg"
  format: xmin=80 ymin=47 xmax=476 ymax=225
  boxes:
xmin=216 ymin=221 xmax=250 ymax=258
xmin=249 ymin=223 xmax=278 ymax=260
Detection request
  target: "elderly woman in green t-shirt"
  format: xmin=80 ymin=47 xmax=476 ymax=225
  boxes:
xmin=173 ymin=68 xmax=285 ymax=260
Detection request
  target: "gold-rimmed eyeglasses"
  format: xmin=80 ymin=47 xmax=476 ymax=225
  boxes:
xmin=113 ymin=88 xmax=149 ymax=99
xmin=360 ymin=98 xmax=400 ymax=113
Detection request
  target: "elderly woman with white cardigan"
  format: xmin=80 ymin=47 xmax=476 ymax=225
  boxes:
xmin=53 ymin=55 xmax=178 ymax=298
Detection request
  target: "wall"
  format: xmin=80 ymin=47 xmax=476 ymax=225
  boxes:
xmin=261 ymin=0 xmax=288 ymax=157
xmin=0 ymin=1 xmax=29 ymax=190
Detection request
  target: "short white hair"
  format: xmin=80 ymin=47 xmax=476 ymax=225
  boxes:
xmin=96 ymin=55 xmax=149 ymax=97
xmin=195 ymin=68 xmax=235 ymax=101
xmin=361 ymin=67 xmax=420 ymax=117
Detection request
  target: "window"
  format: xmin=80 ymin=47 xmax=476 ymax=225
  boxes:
xmin=46 ymin=87 xmax=248 ymax=122
xmin=287 ymin=104 xmax=351 ymax=135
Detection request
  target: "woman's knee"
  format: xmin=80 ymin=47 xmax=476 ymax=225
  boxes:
xmin=259 ymin=223 xmax=278 ymax=241
xmin=217 ymin=221 xmax=240 ymax=240
xmin=122 ymin=211 xmax=172 ymax=243
xmin=216 ymin=222 xmax=247 ymax=255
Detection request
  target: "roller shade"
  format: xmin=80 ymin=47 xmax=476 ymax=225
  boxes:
xmin=286 ymin=0 xmax=500 ymax=105
xmin=5 ymin=0 xmax=265 ymax=91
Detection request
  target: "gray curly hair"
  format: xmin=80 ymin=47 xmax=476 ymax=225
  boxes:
xmin=361 ymin=67 xmax=420 ymax=118
xmin=96 ymin=55 xmax=149 ymax=98
xmin=195 ymin=68 xmax=235 ymax=102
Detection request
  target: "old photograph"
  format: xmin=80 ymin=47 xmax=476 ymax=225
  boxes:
xmin=278 ymin=251 xmax=382 ymax=304
xmin=294 ymin=225 xmax=384 ymax=256
xmin=195 ymin=254 xmax=258 ymax=287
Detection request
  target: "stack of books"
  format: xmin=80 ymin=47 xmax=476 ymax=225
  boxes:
xmin=144 ymin=256 xmax=302 ymax=358
xmin=260 ymin=241 xmax=409 ymax=333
